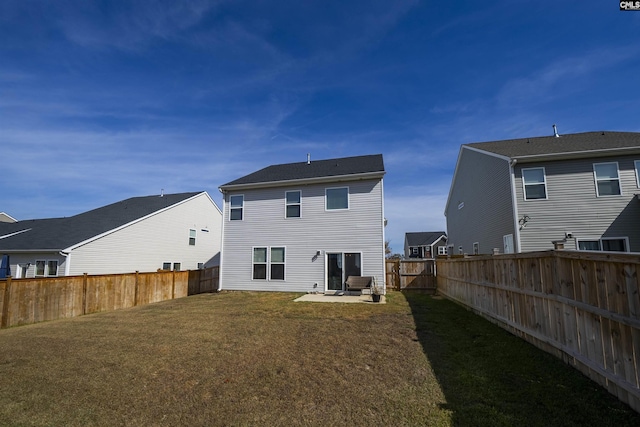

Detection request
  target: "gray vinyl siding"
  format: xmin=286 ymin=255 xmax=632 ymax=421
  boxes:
xmin=515 ymin=154 xmax=640 ymax=252
xmin=220 ymin=179 xmax=385 ymax=292
xmin=446 ymin=147 xmax=515 ymax=254
xmin=67 ymin=193 xmax=222 ymax=275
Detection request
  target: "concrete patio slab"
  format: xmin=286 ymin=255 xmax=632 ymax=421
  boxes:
xmin=294 ymin=293 xmax=386 ymax=304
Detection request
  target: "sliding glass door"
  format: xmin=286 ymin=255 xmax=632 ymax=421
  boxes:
xmin=326 ymin=252 xmax=361 ymax=291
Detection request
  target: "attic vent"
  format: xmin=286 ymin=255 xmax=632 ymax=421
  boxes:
xmin=307 ymin=153 xmax=310 ymax=165
xmin=552 ymin=124 xmax=560 ymax=137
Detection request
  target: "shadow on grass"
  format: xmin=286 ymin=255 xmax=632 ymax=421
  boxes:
xmin=402 ymin=291 xmax=640 ymax=427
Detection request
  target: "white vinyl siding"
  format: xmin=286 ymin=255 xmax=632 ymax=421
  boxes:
xmin=67 ymin=193 xmax=222 ymax=275
xmin=522 ymin=167 xmax=547 ymax=200
xmin=221 ymin=179 xmax=385 ymax=293
xmin=593 ymin=162 xmax=621 ymax=196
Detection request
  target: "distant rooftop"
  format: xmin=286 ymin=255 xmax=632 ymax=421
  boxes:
xmin=405 ymin=231 xmax=447 ymax=247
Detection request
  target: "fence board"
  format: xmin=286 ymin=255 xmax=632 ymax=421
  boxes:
xmin=385 ymin=259 xmax=435 ymax=291
xmin=436 ymin=251 xmax=640 ymax=413
xmin=0 ymin=267 xmax=219 ymax=329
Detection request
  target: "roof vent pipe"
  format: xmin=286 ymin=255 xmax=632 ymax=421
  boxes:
xmin=307 ymin=153 xmax=311 ymax=165
xmin=553 ymin=124 xmax=560 ymax=137
xmin=160 ymin=189 xmax=164 ymax=197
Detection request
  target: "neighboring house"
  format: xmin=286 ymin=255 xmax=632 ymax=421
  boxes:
xmin=0 ymin=192 xmax=222 ymax=278
xmin=404 ymin=231 xmax=447 ymax=259
xmin=218 ymin=154 xmax=386 ymax=293
xmin=445 ymin=130 xmax=640 ymax=254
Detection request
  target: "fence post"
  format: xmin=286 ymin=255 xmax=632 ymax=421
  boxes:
xmin=134 ymin=271 xmax=139 ymax=307
xmin=82 ymin=273 xmax=88 ymax=315
xmin=171 ymin=270 xmax=176 ymax=299
xmin=1 ymin=276 xmax=11 ymax=329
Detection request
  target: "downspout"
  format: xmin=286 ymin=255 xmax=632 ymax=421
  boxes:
xmin=380 ymin=177 xmax=386 ymax=293
xmin=59 ymin=251 xmax=71 ymax=276
xmin=217 ymin=188 xmax=226 ymax=292
xmin=509 ymin=159 xmax=521 ymax=253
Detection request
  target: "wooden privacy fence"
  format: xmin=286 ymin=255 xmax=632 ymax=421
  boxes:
xmin=437 ymin=251 xmax=640 ymax=412
xmin=0 ymin=266 xmax=219 ymax=329
xmin=385 ymin=259 xmax=436 ymax=291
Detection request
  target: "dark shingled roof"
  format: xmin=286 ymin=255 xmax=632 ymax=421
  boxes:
xmin=465 ymin=131 xmax=640 ymax=158
xmin=405 ymin=232 xmax=447 ymax=247
xmin=220 ymin=154 xmax=385 ymax=188
xmin=0 ymin=192 xmax=202 ymax=251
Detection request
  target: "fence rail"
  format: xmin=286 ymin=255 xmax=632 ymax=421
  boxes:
xmin=436 ymin=251 xmax=640 ymax=412
xmin=0 ymin=267 xmax=219 ymax=329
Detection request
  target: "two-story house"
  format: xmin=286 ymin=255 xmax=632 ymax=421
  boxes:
xmin=218 ymin=154 xmax=386 ymax=293
xmin=0 ymin=192 xmax=222 ymax=277
xmin=445 ymin=130 xmax=640 ymax=254
xmin=404 ymin=231 xmax=447 ymax=259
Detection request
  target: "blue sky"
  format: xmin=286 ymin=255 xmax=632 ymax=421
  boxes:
xmin=2 ymin=1 xmax=640 ymax=254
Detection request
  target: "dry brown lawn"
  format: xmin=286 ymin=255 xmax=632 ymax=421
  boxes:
xmin=0 ymin=291 xmax=638 ymax=426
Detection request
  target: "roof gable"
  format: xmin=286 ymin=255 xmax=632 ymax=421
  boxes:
xmin=405 ymin=232 xmax=447 ymax=247
xmin=465 ymin=131 xmax=640 ymax=160
xmin=0 ymin=192 xmax=203 ymax=251
xmin=220 ymin=154 xmax=385 ymax=189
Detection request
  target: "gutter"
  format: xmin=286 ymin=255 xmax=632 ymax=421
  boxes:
xmin=219 ymin=171 xmax=386 ymax=192
xmin=510 ymin=146 xmax=640 ymax=163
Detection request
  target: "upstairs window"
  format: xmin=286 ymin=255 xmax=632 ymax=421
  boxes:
xmin=635 ymin=160 xmax=640 ymax=188
xmin=230 ymin=195 xmax=244 ymax=220
xmin=522 ymin=167 xmax=547 ymax=200
xmin=594 ymin=162 xmax=621 ymax=196
xmin=285 ymin=191 xmax=301 ymax=218
xmin=326 ymin=187 xmax=348 ymax=210
xmin=189 ymin=229 xmax=196 ymax=246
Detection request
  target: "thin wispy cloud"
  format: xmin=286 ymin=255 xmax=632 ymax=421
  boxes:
xmin=497 ymin=48 xmax=638 ymax=108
